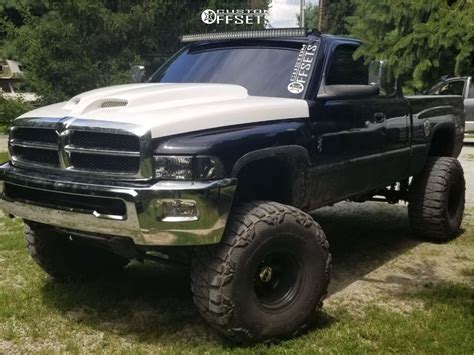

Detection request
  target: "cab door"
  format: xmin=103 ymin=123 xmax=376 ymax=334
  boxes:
xmin=307 ymin=41 xmax=409 ymax=207
xmin=308 ymin=42 xmax=386 ymax=205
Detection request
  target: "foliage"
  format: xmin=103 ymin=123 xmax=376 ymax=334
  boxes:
xmin=297 ymin=4 xmax=319 ymax=29
xmin=0 ymin=95 xmax=31 ymax=132
xmin=1 ymin=0 xmax=267 ymax=104
xmin=347 ymin=0 xmax=474 ymax=91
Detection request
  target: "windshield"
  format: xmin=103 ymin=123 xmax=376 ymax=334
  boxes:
xmin=149 ymin=41 xmax=319 ymax=99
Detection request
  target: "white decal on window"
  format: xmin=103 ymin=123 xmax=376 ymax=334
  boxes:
xmin=288 ymin=43 xmax=317 ymax=94
xmin=287 ymin=82 xmax=304 ymax=94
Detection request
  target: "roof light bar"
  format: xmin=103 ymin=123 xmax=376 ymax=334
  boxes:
xmin=181 ymin=28 xmax=307 ymax=43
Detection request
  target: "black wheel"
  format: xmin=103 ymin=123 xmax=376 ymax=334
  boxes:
xmin=408 ymin=157 xmax=465 ymax=242
xmin=191 ymin=201 xmax=331 ymax=343
xmin=24 ymin=222 xmax=129 ymax=281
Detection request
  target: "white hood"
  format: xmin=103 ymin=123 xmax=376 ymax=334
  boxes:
xmin=19 ymin=83 xmax=309 ymax=138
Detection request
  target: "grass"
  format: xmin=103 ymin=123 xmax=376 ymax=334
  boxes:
xmin=0 ymin=151 xmax=8 ymax=163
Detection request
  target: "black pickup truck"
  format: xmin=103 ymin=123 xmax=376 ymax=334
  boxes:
xmin=0 ymin=29 xmax=466 ymax=343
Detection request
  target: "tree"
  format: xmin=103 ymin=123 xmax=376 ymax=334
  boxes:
xmin=297 ymin=3 xmax=319 ymax=29
xmin=2 ymin=0 xmax=268 ymax=104
xmin=347 ymin=0 xmax=474 ymax=91
xmin=325 ymin=0 xmax=354 ymax=35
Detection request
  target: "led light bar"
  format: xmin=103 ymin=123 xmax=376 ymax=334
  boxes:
xmin=181 ymin=28 xmax=307 ymax=43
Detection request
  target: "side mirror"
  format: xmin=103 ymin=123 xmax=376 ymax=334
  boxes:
xmin=130 ymin=65 xmax=146 ymax=83
xmin=369 ymin=60 xmax=400 ymax=96
xmin=319 ymin=85 xmax=379 ymax=100
xmin=369 ymin=60 xmax=384 ymax=89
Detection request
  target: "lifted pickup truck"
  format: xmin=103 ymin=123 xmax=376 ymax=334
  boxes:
xmin=0 ymin=29 xmax=466 ymax=343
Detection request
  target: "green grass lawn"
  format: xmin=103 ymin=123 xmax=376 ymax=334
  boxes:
xmin=0 ymin=151 xmax=8 ymax=163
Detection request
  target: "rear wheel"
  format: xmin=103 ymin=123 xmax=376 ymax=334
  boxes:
xmin=191 ymin=201 xmax=331 ymax=343
xmin=408 ymin=157 xmax=465 ymax=242
xmin=25 ymin=222 xmax=129 ymax=281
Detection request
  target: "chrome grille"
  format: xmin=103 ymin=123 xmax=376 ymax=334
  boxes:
xmin=9 ymin=118 xmax=150 ymax=179
xmin=11 ymin=127 xmax=58 ymax=144
xmin=12 ymin=145 xmax=60 ymax=167
xmin=70 ymin=152 xmax=140 ymax=173
xmin=70 ymin=131 xmax=140 ymax=151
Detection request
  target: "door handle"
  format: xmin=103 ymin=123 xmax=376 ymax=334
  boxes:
xmin=374 ymin=112 xmax=386 ymax=123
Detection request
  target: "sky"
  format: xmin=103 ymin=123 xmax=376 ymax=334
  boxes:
xmin=268 ymin=0 xmax=319 ymax=28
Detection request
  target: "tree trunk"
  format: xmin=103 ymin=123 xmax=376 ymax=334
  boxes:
xmin=319 ymin=0 xmax=328 ymax=32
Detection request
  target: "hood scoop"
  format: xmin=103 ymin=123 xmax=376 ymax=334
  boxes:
xmin=65 ymin=98 xmax=129 ymax=115
xmin=100 ymin=100 xmax=128 ymax=108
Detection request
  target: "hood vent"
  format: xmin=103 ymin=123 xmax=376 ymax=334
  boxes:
xmin=101 ymin=100 xmax=128 ymax=108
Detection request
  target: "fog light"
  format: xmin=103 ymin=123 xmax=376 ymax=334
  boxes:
xmin=160 ymin=199 xmax=199 ymax=222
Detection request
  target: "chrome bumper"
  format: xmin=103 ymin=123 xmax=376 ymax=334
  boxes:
xmin=0 ymin=163 xmax=236 ymax=246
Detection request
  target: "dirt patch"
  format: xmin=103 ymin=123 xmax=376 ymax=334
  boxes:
xmin=324 ymin=221 xmax=473 ymax=314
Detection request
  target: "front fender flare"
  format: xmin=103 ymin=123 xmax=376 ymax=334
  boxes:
xmin=230 ymin=145 xmax=311 ymax=177
xmin=230 ymin=145 xmax=311 ymax=208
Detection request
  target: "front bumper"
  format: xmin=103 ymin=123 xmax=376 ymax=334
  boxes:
xmin=0 ymin=163 xmax=236 ymax=246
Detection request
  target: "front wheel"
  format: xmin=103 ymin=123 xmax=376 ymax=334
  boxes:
xmin=191 ymin=201 xmax=331 ymax=343
xmin=408 ymin=157 xmax=465 ymax=242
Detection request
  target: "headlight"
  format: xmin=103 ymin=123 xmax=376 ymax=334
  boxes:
xmin=154 ymin=156 xmax=193 ymax=180
xmin=195 ymin=156 xmax=225 ymax=180
xmin=153 ymin=155 xmax=224 ymax=180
